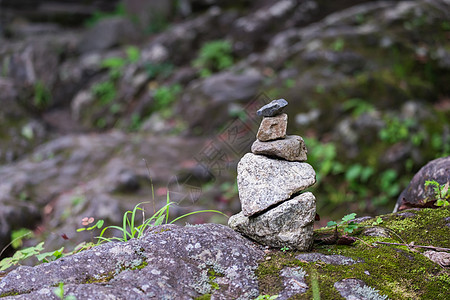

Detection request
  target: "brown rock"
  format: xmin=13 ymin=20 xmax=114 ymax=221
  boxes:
xmin=256 ymin=113 xmax=287 ymax=141
xmin=251 ymin=135 xmax=307 ymax=161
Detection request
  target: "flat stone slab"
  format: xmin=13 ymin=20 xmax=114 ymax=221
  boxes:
xmin=228 ymin=192 xmax=316 ymax=250
xmin=256 ymin=113 xmax=287 ymax=142
xmin=257 ymin=99 xmax=288 ymax=117
xmin=295 ymin=253 xmax=362 ymax=265
xmin=237 ymin=153 xmax=316 ymax=216
xmin=278 ymin=266 xmax=308 ymax=299
xmin=251 ymin=135 xmax=307 ymax=161
xmin=334 ymin=278 xmax=389 ymax=300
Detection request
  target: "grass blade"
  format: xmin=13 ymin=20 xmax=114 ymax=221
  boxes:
xmin=170 ymin=210 xmax=229 ymax=224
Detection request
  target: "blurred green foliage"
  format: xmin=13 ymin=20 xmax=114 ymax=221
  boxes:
xmin=305 ymin=135 xmax=411 ymax=216
xmin=153 ymin=84 xmax=182 ymax=112
xmin=91 ymin=81 xmax=116 ymax=105
xmin=425 ymin=180 xmax=449 ymax=207
xmin=84 ymin=3 xmax=126 ymax=27
xmin=193 ymin=40 xmax=233 ymax=77
xmin=11 ymin=228 xmax=33 ymax=249
xmin=33 ymin=80 xmax=51 ymax=110
xmin=90 ymin=46 xmax=141 ymax=129
xmin=145 ymin=62 xmax=174 ymax=80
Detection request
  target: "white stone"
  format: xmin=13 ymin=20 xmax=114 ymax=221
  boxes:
xmin=237 ymin=153 xmax=315 ymax=216
xmin=228 ymin=192 xmax=316 ymax=250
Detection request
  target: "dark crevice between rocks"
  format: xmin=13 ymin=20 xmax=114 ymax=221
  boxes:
xmin=249 ymin=189 xmax=309 ymax=219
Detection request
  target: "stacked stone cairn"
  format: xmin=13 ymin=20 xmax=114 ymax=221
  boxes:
xmin=228 ymin=99 xmax=317 ymax=250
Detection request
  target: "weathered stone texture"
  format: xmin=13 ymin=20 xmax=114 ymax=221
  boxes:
xmin=251 ymin=135 xmax=307 ymax=161
xmin=256 ymin=113 xmax=288 ymax=142
xmin=228 ymin=192 xmax=316 ymax=250
xmin=237 ymin=153 xmax=316 ymax=216
xmin=0 ymin=224 xmax=264 ymax=300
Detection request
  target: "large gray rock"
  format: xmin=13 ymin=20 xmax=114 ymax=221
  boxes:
xmin=251 ymin=135 xmax=307 ymax=162
xmin=237 ymin=153 xmax=316 ymax=216
xmin=124 ymin=0 xmax=173 ymax=30
xmin=78 ymin=17 xmax=140 ymax=53
xmin=0 ymin=224 xmax=264 ymax=300
xmin=256 ymin=113 xmax=288 ymax=142
xmin=178 ymin=69 xmax=263 ymax=132
xmin=394 ymin=156 xmax=450 ymax=212
xmin=228 ymin=192 xmax=316 ymax=250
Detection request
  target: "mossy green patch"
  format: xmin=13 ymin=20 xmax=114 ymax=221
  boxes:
xmin=131 ymin=260 xmax=148 ymax=270
xmin=194 ymin=294 xmax=211 ymax=300
xmin=0 ymin=291 xmax=20 ymax=298
xmin=256 ymin=207 xmax=450 ymax=299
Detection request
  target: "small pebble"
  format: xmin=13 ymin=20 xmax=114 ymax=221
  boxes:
xmin=257 ymin=99 xmax=288 ymax=117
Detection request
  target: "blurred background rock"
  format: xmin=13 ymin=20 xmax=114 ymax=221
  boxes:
xmin=0 ymin=0 xmax=449 ymax=257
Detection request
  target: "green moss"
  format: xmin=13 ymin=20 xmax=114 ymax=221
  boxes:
xmin=0 ymin=291 xmax=20 ymax=298
xmin=256 ymin=208 xmax=450 ymax=299
xmin=131 ymin=260 xmax=148 ymax=270
xmin=194 ymin=294 xmax=211 ymax=300
xmin=84 ymin=272 xmax=115 ymax=284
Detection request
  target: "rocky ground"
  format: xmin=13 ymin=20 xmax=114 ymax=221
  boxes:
xmin=0 ymin=207 xmax=449 ymax=299
xmin=0 ymin=0 xmax=449 ymax=270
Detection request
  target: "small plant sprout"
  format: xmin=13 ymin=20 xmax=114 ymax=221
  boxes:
xmin=254 ymin=295 xmax=279 ymax=300
xmin=280 ymin=246 xmax=290 ymax=253
xmin=53 ymin=282 xmax=77 ymax=300
xmin=372 ymin=217 xmax=383 ymax=226
xmin=96 ymin=192 xmax=228 ymax=244
xmin=425 ymin=180 xmax=449 ymax=207
xmin=76 ymin=217 xmax=104 ymax=232
xmin=327 ymin=213 xmax=359 ymax=233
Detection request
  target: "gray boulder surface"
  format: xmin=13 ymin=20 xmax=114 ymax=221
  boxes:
xmin=256 ymin=113 xmax=288 ymax=142
xmin=78 ymin=17 xmax=140 ymax=53
xmin=251 ymin=135 xmax=307 ymax=162
xmin=256 ymin=99 xmax=288 ymax=117
xmin=334 ymin=278 xmax=388 ymax=300
xmin=0 ymin=224 xmax=264 ymax=300
xmin=295 ymin=253 xmax=362 ymax=265
xmin=237 ymin=153 xmax=316 ymax=216
xmin=394 ymin=156 xmax=450 ymax=212
xmin=277 ymin=266 xmax=308 ymax=300
xmin=228 ymin=192 xmax=316 ymax=250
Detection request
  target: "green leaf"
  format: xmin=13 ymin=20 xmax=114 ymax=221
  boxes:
xmin=0 ymin=257 xmax=15 ymax=271
xmin=345 ymin=164 xmax=362 ymax=182
xmin=126 ymin=46 xmax=140 ymax=63
xmin=327 ymin=221 xmax=337 ymax=227
xmin=11 ymin=228 xmax=33 ymax=249
xmin=53 ymin=282 xmax=64 ymax=298
xmin=344 ymin=222 xmax=358 ymax=233
xmin=96 ymin=220 xmax=105 ymax=228
xmin=36 ymin=247 xmax=64 ymax=262
xmin=372 ymin=217 xmax=383 ymax=226
xmin=342 ymin=213 xmax=357 ymax=222
xmin=101 ymin=57 xmax=126 ymax=70
xmin=360 ymin=166 xmax=374 ymax=182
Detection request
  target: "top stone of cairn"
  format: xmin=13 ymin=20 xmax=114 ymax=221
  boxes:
xmin=257 ymin=99 xmax=288 ymax=117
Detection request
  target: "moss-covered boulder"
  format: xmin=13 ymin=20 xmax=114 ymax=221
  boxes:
xmin=257 ymin=207 xmax=450 ymax=299
xmin=1 ymin=208 xmax=448 ymax=299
